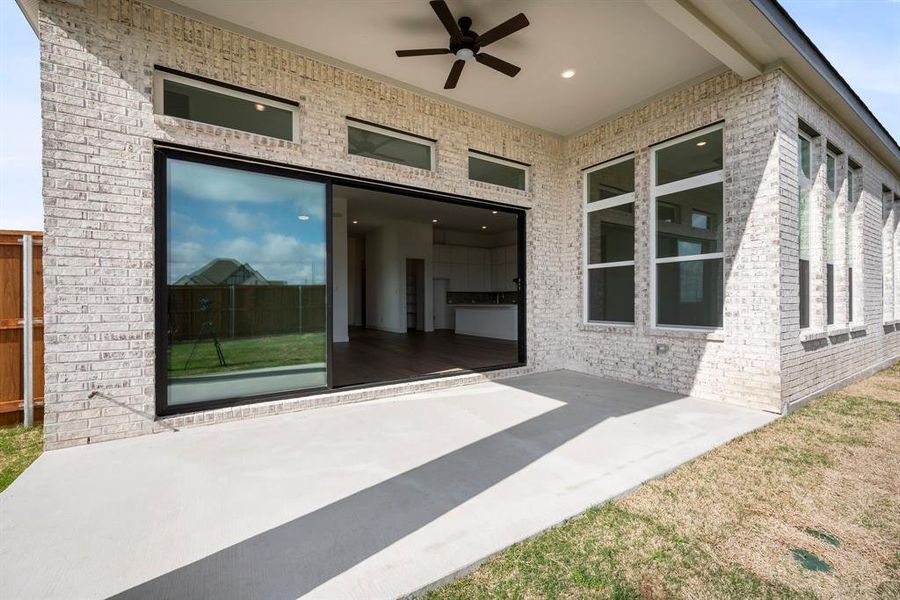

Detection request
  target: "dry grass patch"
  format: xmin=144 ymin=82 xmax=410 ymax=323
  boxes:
xmin=431 ymin=364 xmax=900 ymax=599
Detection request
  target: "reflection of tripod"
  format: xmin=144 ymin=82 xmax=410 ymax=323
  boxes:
xmin=184 ymin=297 xmax=226 ymax=371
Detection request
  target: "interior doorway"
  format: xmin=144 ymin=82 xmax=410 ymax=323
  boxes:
xmin=406 ymin=258 xmax=425 ymax=331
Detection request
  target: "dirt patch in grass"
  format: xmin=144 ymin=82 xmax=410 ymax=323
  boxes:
xmin=0 ymin=426 xmax=43 ymax=493
xmin=431 ymin=364 xmax=900 ymax=600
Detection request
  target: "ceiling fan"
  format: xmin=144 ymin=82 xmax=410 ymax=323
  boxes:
xmin=395 ymin=0 xmax=529 ymax=90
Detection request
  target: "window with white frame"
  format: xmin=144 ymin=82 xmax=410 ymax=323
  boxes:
xmin=468 ymin=151 xmax=528 ymax=191
xmin=846 ymin=160 xmax=861 ymax=323
xmin=584 ymin=155 xmax=635 ymax=323
xmin=825 ymin=150 xmax=837 ymax=325
xmin=347 ymin=118 xmax=434 ymax=170
xmin=651 ymin=125 xmax=724 ymax=329
xmin=153 ymin=68 xmax=299 ymax=142
xmin=798 ymin=131 xmax=812 ymax=328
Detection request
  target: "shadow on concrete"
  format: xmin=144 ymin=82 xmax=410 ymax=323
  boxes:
xmin=110 ymin=373 xmax=680 ymax=599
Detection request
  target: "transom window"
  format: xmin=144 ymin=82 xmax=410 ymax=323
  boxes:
xmin=651 ymin=125 xmax=724 ymax=329
xmin=347 ymin=118 xmax=434 ymax=170
xmin=584 ymin=154 xmax=635 ymax=324
xmin=468 ymin=151 xmax=529 ymax=191
xmin=153 ymin=68 xmax=299 ymax=142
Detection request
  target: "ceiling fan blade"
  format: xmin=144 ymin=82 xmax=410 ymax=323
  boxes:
xmin=430 ymin=0 xmax=462 ymax=39
xmin=475 ymin=52 xmax=521 ymax=77
xmin=476 ymin=13 xmax=529 ymax=47
xmin=444 ymin=59 xmax=465 ymax=89
xmin=396 ymin=48 xmax=452 ymax=57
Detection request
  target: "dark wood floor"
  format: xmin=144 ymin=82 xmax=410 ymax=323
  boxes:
xmin=332 ymin=327 xmax=519 ymax=388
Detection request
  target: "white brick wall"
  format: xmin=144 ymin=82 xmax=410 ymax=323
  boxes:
xmin=38 ymin=0 xmax=900 ymax=448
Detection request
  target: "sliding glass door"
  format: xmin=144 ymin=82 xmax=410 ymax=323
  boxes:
xmin=159 ymin=152 xmax=328 ymax=410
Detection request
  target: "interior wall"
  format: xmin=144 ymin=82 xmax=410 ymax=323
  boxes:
xmin=347 ymin=236 xmax=364 ymax=327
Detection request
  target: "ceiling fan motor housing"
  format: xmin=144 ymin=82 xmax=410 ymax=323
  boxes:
xmin=449 ymin=18 xmax=479 ymax=58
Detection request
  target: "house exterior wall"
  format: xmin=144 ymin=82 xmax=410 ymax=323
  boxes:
xmin=38 ymin=0 xmax=564 ymax=448
xmin=562 ymin=71 xmax=785 ymax=411
xmin=776 ymin=75 xmax=900 ymax=408
xmin=37 ymin=0 xmax=899 ymax=449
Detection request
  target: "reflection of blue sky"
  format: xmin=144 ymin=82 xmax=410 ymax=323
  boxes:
xmin=167 ymin=159 xmax=326 ymax=284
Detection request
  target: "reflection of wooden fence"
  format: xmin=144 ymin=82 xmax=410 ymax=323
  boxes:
xmin=0 ymin=231 xmax=43 ymax=426
xmin=168 ymin=285 xmax=326 ymax=342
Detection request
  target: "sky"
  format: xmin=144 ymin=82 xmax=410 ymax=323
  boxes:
xmin=1 ymin=0 xmax=898 ymax=232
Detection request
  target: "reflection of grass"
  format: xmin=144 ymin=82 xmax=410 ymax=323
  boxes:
xmin=168 ymin=332 xmax=326 ymax=377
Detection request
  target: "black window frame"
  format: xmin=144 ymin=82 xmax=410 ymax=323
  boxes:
xmin=154 ymin=143 xmax=527 ymax=417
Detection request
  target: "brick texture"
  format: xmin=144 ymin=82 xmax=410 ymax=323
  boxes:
xmin=38 ymin=0 xmax=900 ymax=448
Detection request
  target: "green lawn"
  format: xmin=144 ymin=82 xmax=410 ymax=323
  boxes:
xmin=430 ymin=364 xmax=900 ymax=599
xmin=0 ymin=426 xmax=43 ymax=493
xmin=168 ymin=332 xmax=326 ymax=377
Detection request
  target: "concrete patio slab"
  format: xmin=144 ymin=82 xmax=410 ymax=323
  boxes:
xmin=0 ymin=371 xmax=775 ymax=599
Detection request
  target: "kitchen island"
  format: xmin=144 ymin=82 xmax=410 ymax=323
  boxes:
xmin=453 ymin=304 xmax=518 ymax=341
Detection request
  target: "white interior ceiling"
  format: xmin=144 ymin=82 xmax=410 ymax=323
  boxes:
xmin=335 ymin=185 xmax=517 ymax=235
xmin=166 ymin=0 xmax=723 ymax=136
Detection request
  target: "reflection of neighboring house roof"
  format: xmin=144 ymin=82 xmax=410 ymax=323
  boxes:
xmin=175 ymin=258 xmax=281 ymax=285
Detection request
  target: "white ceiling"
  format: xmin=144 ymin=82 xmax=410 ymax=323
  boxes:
xmin=167 ymin=0 xmax=723 ymax=135
xmin=335 ymin=185 xmax=517 ymax=235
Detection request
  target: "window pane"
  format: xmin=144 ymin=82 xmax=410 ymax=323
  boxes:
xmin=799 ymin=187 xmax=810 ymax=261
xmin=656 ymin=183 xmax=722 ymax=258
xmin=826 ymin=197 xmax=835 ymax=262
xmin=469 ymin=155 xmax=526 ymax=190
xmin=163 ymin=79 xmax=293 ymax=141
xmin=826 ymin=154 xmax=836 ymax=192
xmin=826 ymin=263 xmax=835 ymax=325
xmin=657 ymin=259 xmax=723 ymax=328
xmin=799 ymin=135 xmax=810 ymax=179
xmin=166 ymin=158 xmax=327 ymax=406
xmin=588 ymin=266 xmax=634 ymax=323
xmin=588 ymin=203 xmax=634 ymax=263
xmin=587 ymin=159 xmax=634 ymax=202
xmin=656 ymin=128 xmax=722 ymax=185
xmin=800 ymin=259 xmax=810 ymax=328
xmin=348 ymin=125 xmax=431 ymax=170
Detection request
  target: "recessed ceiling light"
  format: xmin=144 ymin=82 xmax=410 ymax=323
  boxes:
xmin=696 ymin=140 xmax=707 ymax=147
xmin=492 ymin=210 xmax=498 ymax=214
xmin=432 ymin=219 xmax=438 ymax=223
xmin=297 ymin=215 xmax=310 ymax=221
xmin=255 ymin=103 xmax=266 ymax=111
xmin=352 ymin=220 xmax=358 ymax=224
xmin=561 ymin=69 xmax=576 ymax=79
xmin=481 ymin=225 xmax=487 ymax=230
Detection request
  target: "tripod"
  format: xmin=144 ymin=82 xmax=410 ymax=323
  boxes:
xmin=184 ymin=297 xmax=227 ymax=370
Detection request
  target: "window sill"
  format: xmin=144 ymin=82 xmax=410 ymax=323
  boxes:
xmin=799 ymin=329 xmax=827 ymax=342
xmin=826 ymin=325 xmax=851 ymax=337
xmin=849 ymin=323 xmax=867 ymax=333
xmin=648 ymin=327 xmax=724 ymax=342
xmin=580 ymin=322 xmax=634 ymax=333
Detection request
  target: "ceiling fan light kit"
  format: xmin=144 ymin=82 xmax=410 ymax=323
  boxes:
xmin=395 ymin=0 xmax=529 ymax=90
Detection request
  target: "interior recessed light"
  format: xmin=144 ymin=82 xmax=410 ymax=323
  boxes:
xmin=255 ymin=103 xmax=266 ymax=111
xmin=561 ymin=69 xmax=576 ymax=79
xmin=696 ymin=140 xmax=707 ymax=147
xmin=352 ymin=220 xmax=358 ymax=224
xmin=297 ymin=215 xmax=310 ymax=221
xmin=481 ymin=225 xmax=487 ymax=230
xmin=432 ymin=219 xmax=438 ymax=223
xmin=492 ymin=210 xmax=498 ymax=214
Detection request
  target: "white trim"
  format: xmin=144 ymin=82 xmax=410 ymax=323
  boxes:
xmin=587 ymin=259 xmax=636 ymax=270
xmin=650 ymin=124 xmax=725 ymax=330
xmin=346 ymin=120 xmax=436 ymax=171
xmin=468 ymin=151 xmax=529 ymax=191
xmin=582 ymin=154 xmax=636 ymax=325
xmin=586 ymin=192 xmax=635 ymax=212
xmin=655 ymin=252 xmax=723 ymax=265
xmin=152 ymin=70 xmax=301 ymax=143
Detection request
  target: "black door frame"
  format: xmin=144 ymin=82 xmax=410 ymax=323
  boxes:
xmin=154 ymin=142 xmax=528 ymax=417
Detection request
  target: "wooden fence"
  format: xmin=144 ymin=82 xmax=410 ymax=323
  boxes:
xmin=0 ymin=231 xmax=43 ymax=426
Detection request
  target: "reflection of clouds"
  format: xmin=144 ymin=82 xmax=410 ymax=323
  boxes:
xmin=217 ymin=233 xmax=326 ymax=284
xmin=222 ymin=207 xmax=271 ymax=230
xmin=169 ymin=241 xmax=214 ymax=283
xmin=170 ymin=159 xmax=326 ymax=221
xmin=170 ymin=211 xmax=213 ymax=238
